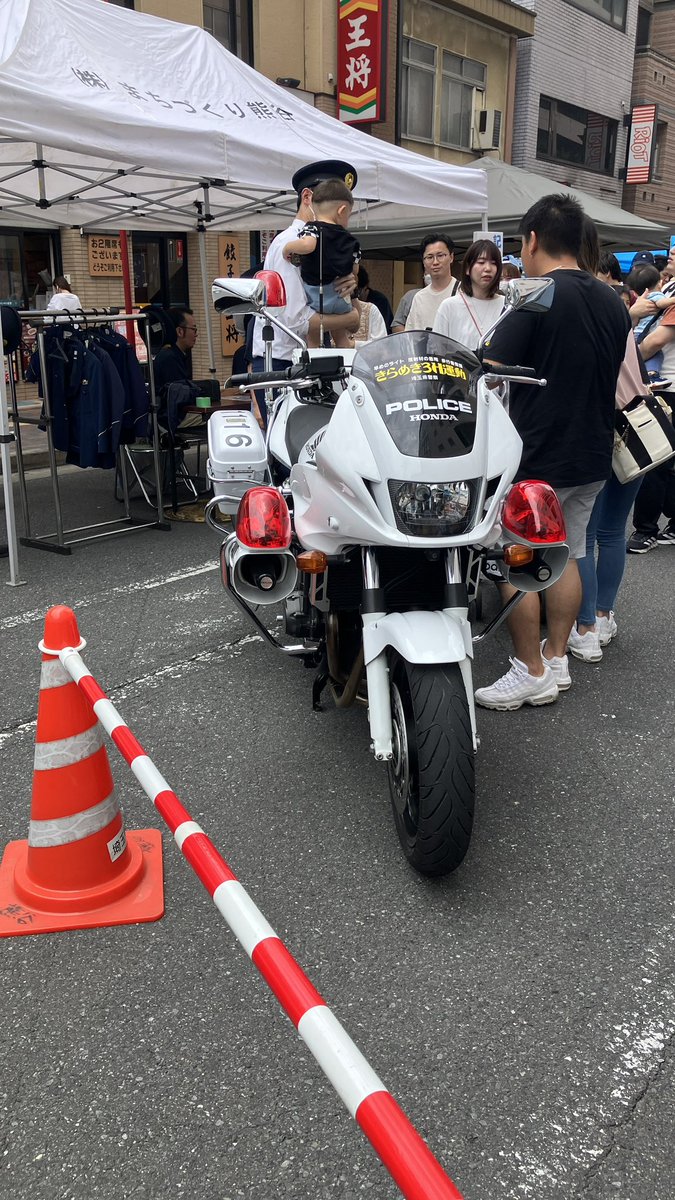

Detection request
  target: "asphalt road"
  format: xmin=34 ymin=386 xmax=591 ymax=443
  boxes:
xmin=0 ymin=468 xmax=673 ymax=1200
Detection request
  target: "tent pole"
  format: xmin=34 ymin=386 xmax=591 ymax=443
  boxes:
xmin=119 ymin=230 xmax=135 ymax=346
xmin=481 ymin=211 xmax=489 ymax=233
xmin=0 ymin=312 xmax=26 ymax=586
xmin=196 ymin=195 xmax=217 ymax=377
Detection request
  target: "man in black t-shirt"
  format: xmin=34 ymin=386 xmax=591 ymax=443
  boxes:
xmin=475 ymin=194 xmax=630 ymax=711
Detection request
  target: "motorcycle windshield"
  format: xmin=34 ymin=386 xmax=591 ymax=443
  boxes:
xmin=351 ymin=331 xmax=481 ymax=459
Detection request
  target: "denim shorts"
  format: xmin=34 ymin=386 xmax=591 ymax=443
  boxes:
xmin=303 ymin=282 xmax=352 ymax=315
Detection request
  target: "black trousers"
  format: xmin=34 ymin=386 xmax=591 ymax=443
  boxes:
xmin=633 ymin=460 xmax=675 ymax=534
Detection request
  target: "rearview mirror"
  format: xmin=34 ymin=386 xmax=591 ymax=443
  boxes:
xmin=503 ymin=277 xmax=555 ymax=313
xmin=212 ymin=277 xmax=266 ymax=315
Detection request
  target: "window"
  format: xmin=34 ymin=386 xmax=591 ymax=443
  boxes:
xmin=563 ymin=0 xmax=627 ymax=29
xmin=440 ymin=51 xmax=486 ymax=149
xmin=652 ymin=122 xmax=667 ymax=180
xmin=401 ymin=38 xmax=437 ymax=142
xmin=203 ymin=0 xmax=252 ymax=61
xmin=636 ymin=6 xmax=652 ymax=47
xmin=537 ymin=96 xmax=618 ymax=175
xmin=132 ymin=234 xmax=188 ymax=308
xmin=402 ymin=40 xmax=487 ymax=150
xmin=0 ymin=230 xmax=58 ymax=309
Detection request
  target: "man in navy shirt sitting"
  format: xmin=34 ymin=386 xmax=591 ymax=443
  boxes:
xmin=153 ymin=308 xmax=202 ymax=429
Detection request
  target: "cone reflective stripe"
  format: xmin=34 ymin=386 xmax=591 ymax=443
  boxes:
xmin=52 ymin=632 xmax=465 ymax=1200
xmin=0 ymin=606 xmax=163 ymax=936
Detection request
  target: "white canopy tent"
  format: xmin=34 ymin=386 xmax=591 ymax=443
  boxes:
xmin=359 ymin=157 xmax=669 ymax=256
xmin=0 ymin=0 xmax=487 ymax=232
xmin=0 ymin=0 xmax=489 ymax=584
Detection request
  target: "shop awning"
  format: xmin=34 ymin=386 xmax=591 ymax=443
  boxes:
xmin=359 ymin=156 xmax=669 ymax=256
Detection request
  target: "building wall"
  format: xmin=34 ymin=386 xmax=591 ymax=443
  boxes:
xmin=400 ymin=0 xmax=533 ymax=166
xmin=512 ymin=0 xmax=639 ymax=203
xmin=134 ymin=0 xmax=204 ymax=24
xmin=622 ymin=8 xmax=675 ymax=228
xmin=59 ymin=230 xmax=129 ymax=311
xmin=253 ymin=0 xmax=398 ymax=136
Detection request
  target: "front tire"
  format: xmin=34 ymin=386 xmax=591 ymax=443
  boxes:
xmin=388 ymin=654 xmax=474 ymax=876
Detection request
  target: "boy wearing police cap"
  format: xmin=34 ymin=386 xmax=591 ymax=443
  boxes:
xmin=283 ymin=173 xmax=360 ymax=348
xmin=251 ymin=161 xmax=360 ymax=407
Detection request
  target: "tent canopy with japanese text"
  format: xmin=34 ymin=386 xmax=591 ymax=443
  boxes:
xmin=0 ymin=0 xmax=487 ymax=233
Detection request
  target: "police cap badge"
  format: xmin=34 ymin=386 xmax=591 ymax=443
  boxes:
xmin=292 ymin=160 xmax=358 ymax=197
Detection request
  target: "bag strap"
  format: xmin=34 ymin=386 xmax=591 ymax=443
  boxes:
xmin=636 ymin=310 xmax=662 ymax=344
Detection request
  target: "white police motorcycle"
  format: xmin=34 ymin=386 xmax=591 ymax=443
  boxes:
xmin=205 ymin=274 xmax=568 ymax=876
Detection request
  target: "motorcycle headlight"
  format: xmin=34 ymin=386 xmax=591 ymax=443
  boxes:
xmin=388 ymin=479 xmax=476 ymax=537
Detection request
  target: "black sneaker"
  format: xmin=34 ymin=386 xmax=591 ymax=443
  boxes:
xmin=657 ymin=523 xmax=675 ymax=545
xmin=627 ymin=532 xmax=658 ymax=554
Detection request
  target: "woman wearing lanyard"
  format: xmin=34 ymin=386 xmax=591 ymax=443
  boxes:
xmin=432 ymin=239 xmax=503 ymax=351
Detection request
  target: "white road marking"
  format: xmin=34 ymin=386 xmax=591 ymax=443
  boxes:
xmin=0 ymin=635 xmax=262 ymax=752
xmin=0 ymin=561 xmax=219 ymax=632
xmin=494 ymin=916 xmax=675 ymax=1196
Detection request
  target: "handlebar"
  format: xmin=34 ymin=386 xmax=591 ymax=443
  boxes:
xmin=227 ymin=363 xmax=306 ymax=388
xmin=484 ymin=369 xmax=547 ymax=388
xmin=485 ymin=364 xmax=538 ymax=378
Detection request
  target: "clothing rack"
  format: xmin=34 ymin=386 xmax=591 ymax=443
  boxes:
xmin=12 ymin=308 xmax=169 ymax=554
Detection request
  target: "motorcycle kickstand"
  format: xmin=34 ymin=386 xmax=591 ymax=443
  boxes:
xmin=312 ymin=649 xmax=330 ymax=712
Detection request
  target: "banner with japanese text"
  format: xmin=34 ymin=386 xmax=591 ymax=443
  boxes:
xmin=337 ymin=0 xmax=384 ymax=124
xmin=88 ymin=234 xmax=123 ymax=276
xmin=218 ymin=234 xmax=244 ymax=356
xmin=626 ymin=105 xmax=657 ymax=185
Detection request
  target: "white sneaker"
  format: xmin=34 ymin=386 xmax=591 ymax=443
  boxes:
xmin=567 ymin=626 xmax=603 ymax=662
xmin=596 ymin=612 xmax=617 ymax=646
xmin=475 ymin=657 xmax=559 ymax=710
xmin=540 ymin=640 xmax=571 ymax=691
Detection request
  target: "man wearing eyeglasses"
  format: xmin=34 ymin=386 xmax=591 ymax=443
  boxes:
xmin=153 ymin=307 xmax=204 ymax=429
xmin=405 ymin=234 xmax=458 ymax=331
xmin=153 ymin=308 xmax=198 ymax=391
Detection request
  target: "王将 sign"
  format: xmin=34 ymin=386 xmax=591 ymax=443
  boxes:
xmin=337 ymin=0 xmax=384 ymax=124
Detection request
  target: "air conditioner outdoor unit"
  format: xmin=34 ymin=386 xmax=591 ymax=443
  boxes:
xmin=474 ymin=108 xmax=502 ymax=152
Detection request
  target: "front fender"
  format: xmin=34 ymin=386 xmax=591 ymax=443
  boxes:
xmin=362 ymin=610 xmax=473 ymax=667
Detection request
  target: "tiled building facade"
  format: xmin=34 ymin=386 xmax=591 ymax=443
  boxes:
xmin=622 ymin=0 xmax=675 ymax=231
xmin=512 ymin=0 xmax=640 ymax=205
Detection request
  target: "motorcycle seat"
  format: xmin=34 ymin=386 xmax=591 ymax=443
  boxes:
xmin=284 ymin=402 xmax=333 ymax=465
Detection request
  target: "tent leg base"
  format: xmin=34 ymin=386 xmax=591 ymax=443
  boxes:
xmin=19 ymin=536 xmax=71 ymax=556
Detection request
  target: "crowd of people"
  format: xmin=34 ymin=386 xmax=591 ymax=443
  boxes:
xmin=152 ymin=159 xmax=672 ymax=713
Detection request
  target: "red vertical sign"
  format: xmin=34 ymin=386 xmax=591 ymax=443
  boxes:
xmin=337 ymin=0 xmax=384 ymax=124
xmin=626 ymin=104 xmax=657 ymax=184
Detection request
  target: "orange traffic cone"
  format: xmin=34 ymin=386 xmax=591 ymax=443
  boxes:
xmin=0 ymin=606 xmax=164 ymax=937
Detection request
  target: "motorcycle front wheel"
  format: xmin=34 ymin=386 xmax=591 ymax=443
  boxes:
xmin=387 ymin=653 xmax=474 ymax=876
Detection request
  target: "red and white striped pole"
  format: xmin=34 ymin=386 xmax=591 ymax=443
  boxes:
xmin=50 ymin=617 xmax=465 ymax=1200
